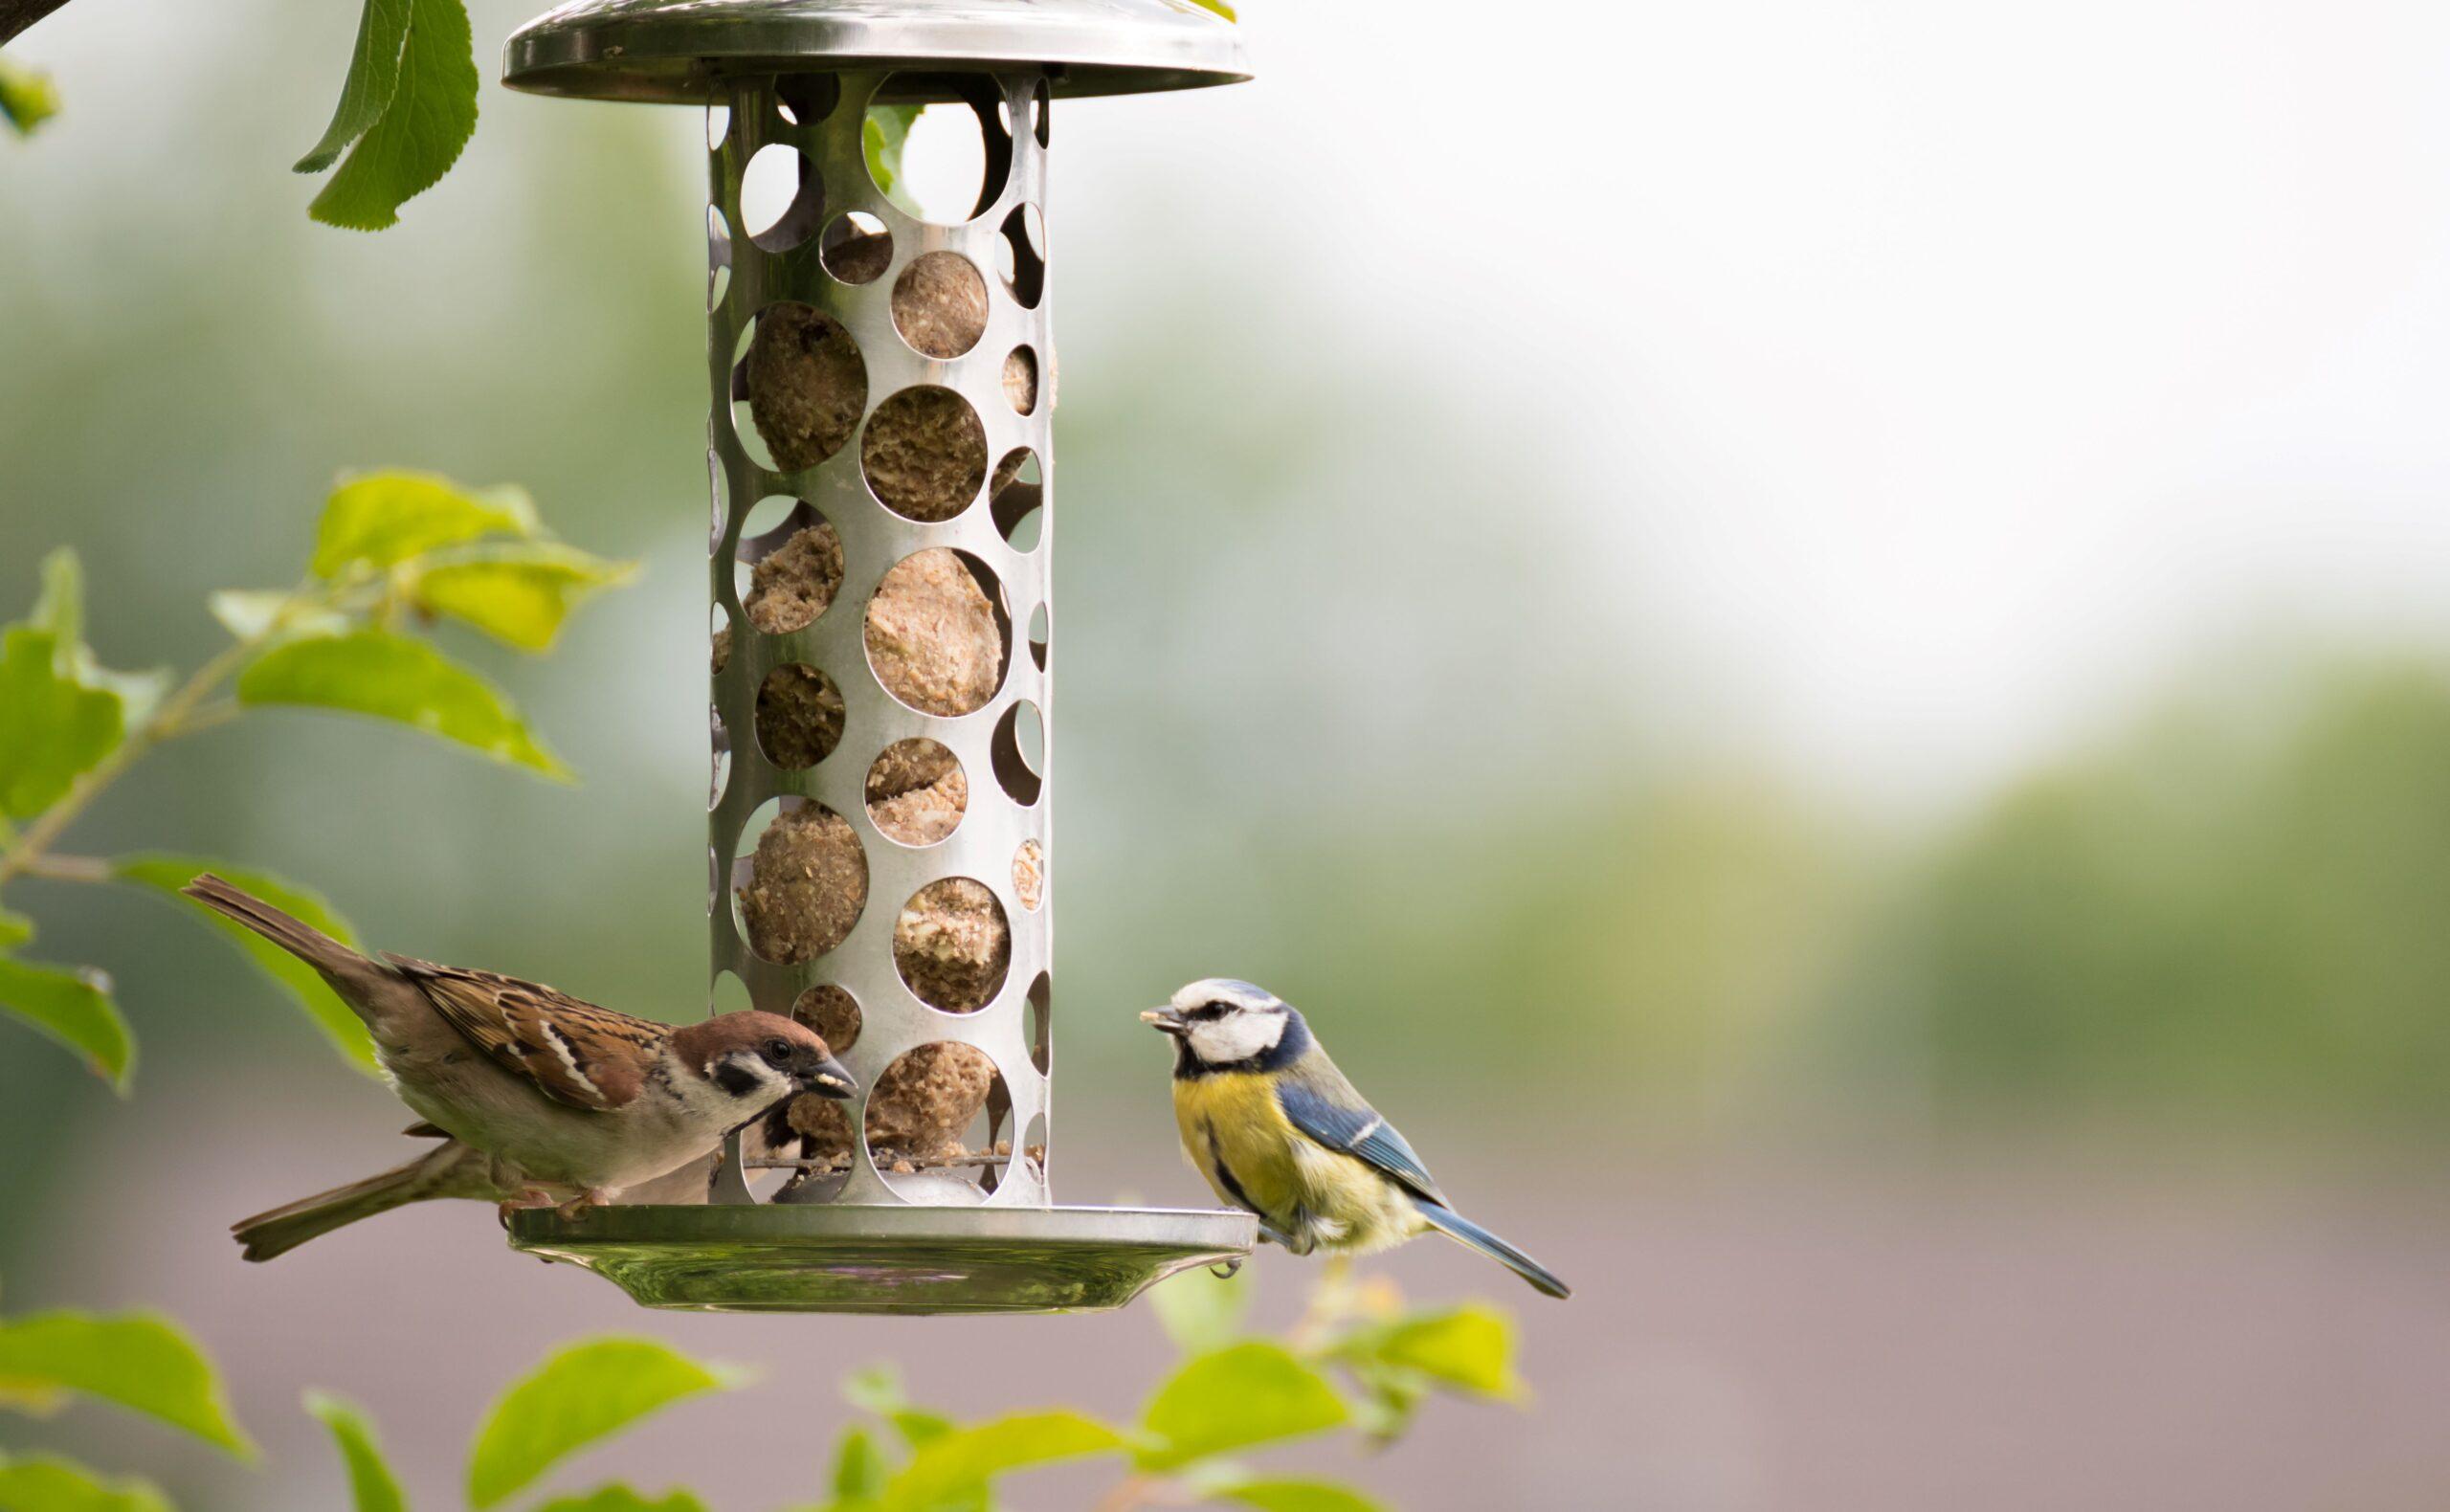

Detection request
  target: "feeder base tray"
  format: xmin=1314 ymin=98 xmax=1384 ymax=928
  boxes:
xmin=508 ymin=1204 xmax=1256 ymax=1314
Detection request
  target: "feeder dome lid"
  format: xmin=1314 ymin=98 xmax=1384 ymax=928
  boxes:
xmin=504 ymin=0 xmax=1252 ymax=103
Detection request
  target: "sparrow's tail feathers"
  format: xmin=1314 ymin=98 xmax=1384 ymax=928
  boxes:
xmin=232 ymin=1141 xmax=503 ymax=1262
xmin=180 ymin=872 xmax=386 ymax=990
xmin=1415 ymin=1201 xmax=1571 ymax=1299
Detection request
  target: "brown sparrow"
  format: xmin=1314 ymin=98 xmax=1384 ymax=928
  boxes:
xmin=183 ymin=874 xmax=854 ymax=1261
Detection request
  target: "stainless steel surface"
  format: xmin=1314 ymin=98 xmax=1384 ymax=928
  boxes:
xmin=711 ymin=69 xmax=1054 ymax=1213
xmin=510 ymin=40 xmax=1250 ymax=1312
xmin=504 ymin=0 xmax=1252 ymax=103
xmin=510 ymin=1204 xmax=1258 ymax=1312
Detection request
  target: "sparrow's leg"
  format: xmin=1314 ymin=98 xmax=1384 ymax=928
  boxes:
xmin=495 ymin=1187 xmax=557 ymax=1229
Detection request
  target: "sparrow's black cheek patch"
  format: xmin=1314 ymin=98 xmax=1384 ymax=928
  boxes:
xmin=714 ymin=1059 xmax=768 ymax=1098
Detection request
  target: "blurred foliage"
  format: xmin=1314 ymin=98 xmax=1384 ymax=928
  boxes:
xmin=0 ymin=473 xmax=631 ymax=1090
xmin=0 ymin=54 xmax=55 ymax=136
xmin=1859 ymin=658 xmax=2450 ymax=1130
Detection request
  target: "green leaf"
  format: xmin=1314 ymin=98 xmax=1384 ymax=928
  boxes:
xmin=532 ymin=1489 xmax=709 ymax=1512
xmin=0 ymin=1309 xmax=254 ymax=1456
xmin=841 ymin=1365 xmax=955 ymax=1448
xmin=31 ymin=548 xmax=82 ymax=655
xmin=295 ymin=0 xmax=412 ymax=172
xmin=862 ymin=103 xmax=920 ymax=212
xmin=0 ymin=628 xmax=122 ymax=819
xmin=0 ymin=56 xmax=59 ymax=138
xmin=208 ymin=589 xmax=351 ymax=643
xmin=0 ymin=1454 xmax=172 ymax=1512
xmin=830 ymin=1427 xmax=889 ymax=1502
xmin=306 ymin=1391 xmax=411 ymax=1512
xmin=306 ymin=0 xmax=477 ymax=231
xmin=1216 ymin=1481 xmax=1381 ymax=1512
xmin=0 ymin=957 xmax=130 ymax=1090
xmin=465 ymin=1337 xmax=746 ymax=1509
xmin=27 ymin=550 xmax=168 ymax=725
xmin=1349 ymin=1306 xmax=1524 ymax=1400
xmin=411 ymin=544 xmax=637 ymax=652
xmin=116 ymin=856 xmax=381 ymax=1075
xmin=886 ymin=1412 xmax=1126 ymax=1509
xmin=311 ymin=472 xmax=537 ymax=578
xmin=237 ymin=630 xmax=569 ymax=779
xmin=1148 ymin=1264 xmax=1251 ymax=1355
xmin=1138 ymin=1344 xmax=1348 ymax=1472
xmin=0 ymin=906 xmax=30 ymax=950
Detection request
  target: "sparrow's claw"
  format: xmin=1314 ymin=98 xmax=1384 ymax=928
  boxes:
xmin=553 ymin=1189 xmax=611 ymax=1221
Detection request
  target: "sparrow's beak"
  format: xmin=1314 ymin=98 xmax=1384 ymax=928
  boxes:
xmin=800 ymin=1053 xmax=858 ymax=1100
xmin=1141 ymin=1008 xmax=1189 ymax=1036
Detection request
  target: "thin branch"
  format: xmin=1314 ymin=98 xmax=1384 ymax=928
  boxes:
xmin=0 ymin=0 xmax=76 ymax=50
xmin=19 ymin=852 xmax=110 ymax=883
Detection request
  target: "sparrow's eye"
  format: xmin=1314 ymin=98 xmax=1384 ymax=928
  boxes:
xmin=760 ymin=1037 xmax=792 ymax=1066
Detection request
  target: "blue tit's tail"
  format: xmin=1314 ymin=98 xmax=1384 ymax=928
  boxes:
xmin=1414 ymin=1201 xmax=1570 ymax=1299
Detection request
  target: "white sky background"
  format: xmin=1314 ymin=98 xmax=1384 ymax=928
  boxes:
xmin=12 ymin=0 xmax=2450 ymax=820
xmin=1039 ymin=0 xmax=2450 ymax=812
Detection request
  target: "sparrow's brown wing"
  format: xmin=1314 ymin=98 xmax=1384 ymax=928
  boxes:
xmin=386 ymin=956 xmax=661 ymax=1111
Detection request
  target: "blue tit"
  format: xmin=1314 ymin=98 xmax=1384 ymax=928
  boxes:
xmin=1144 ymin=978 xmax=1569 ymax=1299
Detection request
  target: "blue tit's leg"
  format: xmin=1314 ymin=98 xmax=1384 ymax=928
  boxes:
xmin=1257 ymin=1218 xmax=1303 ymax=1251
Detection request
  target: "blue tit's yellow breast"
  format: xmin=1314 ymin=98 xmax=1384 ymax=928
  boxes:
xmin=1172 ymin=1071 xmax=1307 ymax=1225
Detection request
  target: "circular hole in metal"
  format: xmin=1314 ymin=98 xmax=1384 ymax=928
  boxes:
xmin=820 ymin=210 xmax=891 ymax=285
xmin=1002 ymin=345 xmax=1038 ymax=415
xmin=734 ymin=497 xmax=844 ymax=635
xmin=707 ymin=842 xmax=722 ymax=918
xmin=891 ymin=251 xmax=988 ymax=360
xmin=863 ymin=1042 xmax=1008 ymax=1203
xmin=709 ymin=701 xmax=730 ymax=811
xmin=734 ymin=797 xmax=867 ymax=965
xmin=737 ymin=303 xmax=866 ymax=474
xmin=791 ymin=983 xmax=860 ymax=1054
xmin=711 ymin=968 xmax=752 ymax=1016
xmin=991 ymin=701 xmax=1044 ymax=807
xmin=707 ymin=450 xmax=724 ymax=552
xmin=996 ymin=203 xmax=1044 ymax=308
xmin=867 ymin=76 xmax=1010 ymax=224
xmin=1033 ymin=79 xmax=1050 ymax=148
xmin=863 ymin=548 xmax=1010 ymax=718
xmin=991 ymin=449 xmax=1042 ymax=549
xmin=1013 ymin=839 xmax=1044 ymax=914
xmin=1026 ymin=603 xmax=1047 ymax=671
xmin=742 ymin=143 xmax=824 ymax=253
xmin=861 ymin=386 xmax=987 ymax=522
xmin=895 ymin=877 xmax=1011 ymax=1012
xmin=707 ymin=102 xmax=729 ymax=153
xmin=755 ymin=663 xmax=845 ymax=769
xmin=866 ymin=738 xmax=966 ymax=846
xmin=775 ymin=73 xmax=839 ymax=126
xmin=707 ymin=204 xmax=732 ymax=312
xmin=1016 ymin=1109 xmax=1047 ymax=1188
xmin=1024 ymin=971 xmax=1051 ymax=1073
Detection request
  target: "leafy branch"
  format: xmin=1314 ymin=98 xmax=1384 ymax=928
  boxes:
xmin=0 ymin=470 xmax=633 ymax=1088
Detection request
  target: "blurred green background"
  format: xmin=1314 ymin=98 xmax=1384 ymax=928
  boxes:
xmin=8 ymin=1 xmax=2450 ymax=1508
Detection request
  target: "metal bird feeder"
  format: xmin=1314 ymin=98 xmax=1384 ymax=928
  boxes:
xmin=499 ymin=0 xmax=1254 ymax=1312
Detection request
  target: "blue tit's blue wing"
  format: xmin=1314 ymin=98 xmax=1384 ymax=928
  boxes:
xmin=1276 ymin=1074 xmax=1449 ymax=1209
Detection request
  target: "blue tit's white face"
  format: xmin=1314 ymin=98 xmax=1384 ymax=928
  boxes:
xmin=1161 ymin=978 xmax=1291 ymax=1067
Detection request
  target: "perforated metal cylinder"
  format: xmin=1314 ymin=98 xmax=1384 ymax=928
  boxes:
xmin=708 ymin=71 xmax=1052 ymax=1209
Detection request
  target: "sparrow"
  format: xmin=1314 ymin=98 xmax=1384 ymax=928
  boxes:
xmin=1145 ymin=978 xmax=1569 ymax=1299
xmin=182 ymin=875 xmax=854 ymax=1261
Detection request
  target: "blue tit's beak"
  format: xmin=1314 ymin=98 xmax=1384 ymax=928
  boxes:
xmin=1140 ymin=1008 xmax=1189 ymax=1036
xmin=799 ymin=1052 xmax=858 ymax=1100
